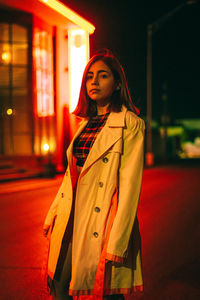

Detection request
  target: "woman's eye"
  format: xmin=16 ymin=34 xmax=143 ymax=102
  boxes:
xmin=86 ymin=75 xmax=93 ymax=80
xmin=101 ymin=74 xmax=108 ymax=78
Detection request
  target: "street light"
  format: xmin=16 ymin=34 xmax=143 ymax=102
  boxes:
xmin=145 ymin=0 xmax=197 ymax=167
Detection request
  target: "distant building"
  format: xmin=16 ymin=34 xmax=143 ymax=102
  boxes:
xmin=0 ymin=0 xmax=95 ymax=180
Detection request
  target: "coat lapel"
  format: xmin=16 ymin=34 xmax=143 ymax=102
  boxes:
xmin=66 ymin=106 xmax=127 ymax=176
xmin=80 ymin=107 xmax=127 ymax=174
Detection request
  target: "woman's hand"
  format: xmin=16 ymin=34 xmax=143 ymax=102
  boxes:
xmin=43 ymin=224 xmax=50 ymax=237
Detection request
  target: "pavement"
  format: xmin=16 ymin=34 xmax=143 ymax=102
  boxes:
xmin=134 ymin=164 xmax=200 ymax=300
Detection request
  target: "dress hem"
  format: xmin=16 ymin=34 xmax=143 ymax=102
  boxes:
xmin=69 ymin=285 xmax=143 ymax=296
xmin=105 ymin=253 xmax=125 ymax=264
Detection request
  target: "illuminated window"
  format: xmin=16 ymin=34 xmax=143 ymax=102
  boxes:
xmin=0 ymin=21 xmax=32 ymax=155
xmin=34 ymin=30 xmax=54 ymax=116
xmin=68 ymin=28 xmax=89 ymax=112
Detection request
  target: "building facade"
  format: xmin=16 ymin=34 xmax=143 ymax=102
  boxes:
xmin=0 ymin=0 xmax=95 ymax=180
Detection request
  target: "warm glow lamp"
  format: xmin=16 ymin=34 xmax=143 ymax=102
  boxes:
xmin=2 ymin=52 xmax=11 ymax=63
xmin=6 ymin=108 xmax=13 ymax=115
xmin=43 ymin=143 xmax=50 ymax=151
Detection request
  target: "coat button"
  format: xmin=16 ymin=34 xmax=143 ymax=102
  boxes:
xmin=61 ymin=192 xmax=64 ymax=198
xmin=93 ymin=232 xmax=99 ymax=238
xmin=102 ymin=157 xmax=108 ymax=163
xmin=94 ymin=206 xmax=100 ymax=213
xmin=99 ymin=182 xmax=103 ymax=188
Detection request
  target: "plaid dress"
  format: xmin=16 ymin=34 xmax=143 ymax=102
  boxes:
xmin=73 ymin=112 xmax=110 ymax=167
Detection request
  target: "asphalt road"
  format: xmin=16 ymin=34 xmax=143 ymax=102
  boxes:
xmin=0 ymin=165 xmax=200 ymax=300
xmin=136 ymin=165 xmax=200 ymax=300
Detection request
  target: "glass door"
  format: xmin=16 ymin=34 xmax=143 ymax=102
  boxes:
xmin=0 ymin=21 xmax=33 ymax=155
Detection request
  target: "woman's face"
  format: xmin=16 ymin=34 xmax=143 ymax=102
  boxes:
xmin=86 ymin=60 xmax=116 ymax=106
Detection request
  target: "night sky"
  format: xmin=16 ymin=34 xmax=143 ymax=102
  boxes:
xmin=63 ymin=0 xmax=200 ymax=120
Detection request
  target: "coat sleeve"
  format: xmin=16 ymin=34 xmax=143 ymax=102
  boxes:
xmin=43 ymin=192 xmax=60 ymax=228
xmin=106 ymin=115 xmax=145 ymax=262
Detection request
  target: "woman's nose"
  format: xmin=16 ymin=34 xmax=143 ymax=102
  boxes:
xmin=91 ymin=74 xmax=99 ymax=85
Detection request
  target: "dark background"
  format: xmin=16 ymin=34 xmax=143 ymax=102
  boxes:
xmin=63 ymin=0 xmax=200 ymax=120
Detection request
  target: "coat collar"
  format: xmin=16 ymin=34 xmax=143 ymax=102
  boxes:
xmin=67 ymin=106 xmax=127 ymax=176
xmin=106 ymin=105 xmax=126 ymax=128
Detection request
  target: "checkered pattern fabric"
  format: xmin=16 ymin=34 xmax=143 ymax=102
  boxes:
xmin=73 ymin=113 xmax=110 ymax=167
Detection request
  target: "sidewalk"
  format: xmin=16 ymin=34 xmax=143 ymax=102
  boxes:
xmin=0 ymin=174 xmax=63 ymax=195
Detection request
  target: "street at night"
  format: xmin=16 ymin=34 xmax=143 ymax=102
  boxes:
xmin=1 ymin=0 xmax=200 ymax=299
xmin=0 ymin=164 xmax=200 ymax=300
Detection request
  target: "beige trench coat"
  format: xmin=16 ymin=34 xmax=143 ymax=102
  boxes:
xmin=44 ymin=105 xmax=145 ymax=297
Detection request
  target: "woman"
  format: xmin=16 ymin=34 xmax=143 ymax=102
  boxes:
xmin=43 ymin=49 xmax=145 ymax=300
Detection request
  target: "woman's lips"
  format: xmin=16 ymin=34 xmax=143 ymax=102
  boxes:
xmin=89 ymin=89 xmax=100 ymax=94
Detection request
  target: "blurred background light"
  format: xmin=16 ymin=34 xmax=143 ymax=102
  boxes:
xmin=2 ymin=52 xmax=11 ymax=63
xmin=68 ymin=28 xmax=89 ymax=113
xmin=6 ymin=108 xmax=13 ymax=115
xmin=42 ymin=143 xmax=50 ymax=152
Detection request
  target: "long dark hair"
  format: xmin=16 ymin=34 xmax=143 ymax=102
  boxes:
xmin=73 ymin=49 xmax=139 ymax=117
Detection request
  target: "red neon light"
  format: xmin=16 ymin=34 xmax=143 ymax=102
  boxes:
xmin=34 ymin=30 xmax=54 ymax=117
